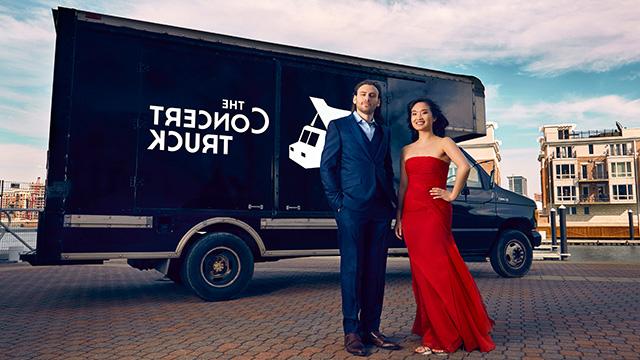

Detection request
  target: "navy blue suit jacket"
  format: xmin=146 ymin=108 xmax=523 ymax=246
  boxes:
xmin=320 ymin=114 xmax=397 ymax=212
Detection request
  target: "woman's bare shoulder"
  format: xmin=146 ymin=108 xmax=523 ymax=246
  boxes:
xmin=401 ymin=143 xmax=415 ymax=154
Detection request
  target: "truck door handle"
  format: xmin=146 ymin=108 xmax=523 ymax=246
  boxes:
xmin=286 ymin=205 xmax=301 ymax=210
xmin=497 ymin=197 xmax=509 ymax=202
xmin=248 ymin=204 xmax=264 ymax=210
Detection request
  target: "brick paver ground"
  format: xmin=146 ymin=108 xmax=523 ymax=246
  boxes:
xmin=1 ymin=258 xmax=639 ymax=359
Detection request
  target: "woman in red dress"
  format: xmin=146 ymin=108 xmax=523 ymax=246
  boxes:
xmin=395 ymin=98 xmax=496 ymax=355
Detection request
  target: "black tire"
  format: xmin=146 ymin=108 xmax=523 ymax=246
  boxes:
xmin=490 ymin=229 xmax=532 ymax=278
xmin=182 ymin=232 xmax=254 ymax=301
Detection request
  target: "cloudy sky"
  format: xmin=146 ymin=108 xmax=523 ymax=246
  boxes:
xmin=2 ymin=0 xmax=640 ymax=196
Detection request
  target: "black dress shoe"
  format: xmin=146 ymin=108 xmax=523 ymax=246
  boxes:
xmin=365 ymin=331 xmax=401 ymax=350
xmin=344 ymin=333 xmax=367 ymax=356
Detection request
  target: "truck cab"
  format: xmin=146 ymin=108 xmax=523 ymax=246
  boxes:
xmin=445 ymin=149 xmax=541 ymax=277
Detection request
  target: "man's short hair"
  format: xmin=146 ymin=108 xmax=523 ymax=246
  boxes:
xmin=352 ymin=80 xmax=382 ymax=96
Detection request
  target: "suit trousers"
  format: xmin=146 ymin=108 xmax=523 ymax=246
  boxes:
xmin=336 ymin=206 xmax=391 ymax=334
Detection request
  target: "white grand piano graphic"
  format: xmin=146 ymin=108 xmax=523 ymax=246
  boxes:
xmin=289 ymin=97 xmax=351 ymax=169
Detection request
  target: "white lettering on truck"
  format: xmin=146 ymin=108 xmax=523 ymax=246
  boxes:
xmin=146 ymin=98 xmax=270 ymax=155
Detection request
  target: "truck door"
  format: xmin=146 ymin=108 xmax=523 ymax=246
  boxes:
xmin=448 ymin=161 xmax=497 ymax=252
xmin=278 ymin=64 xmax=372 ymax=215
xmin=267 ymin=63 xmax=382 ymax=251
xmin=64 ymin=24 xmax=139 ymax=214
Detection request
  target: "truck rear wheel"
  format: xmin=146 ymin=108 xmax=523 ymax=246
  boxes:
xmin=490 ymin=229 xmax=532 ymax=278
xmin=182 ymin=232 xmax=254 ymax=301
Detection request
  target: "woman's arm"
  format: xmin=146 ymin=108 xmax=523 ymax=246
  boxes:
xmin=395 ymin=147 xmax=409 ymax=239
xmin=431 ymin=137 xmax=470 ymax=202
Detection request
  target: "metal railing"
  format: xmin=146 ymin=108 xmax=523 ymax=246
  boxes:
xmin=556 ymin=196 xmax=578 ymax=203
xmin=0 ymin=180 xmax=44 ymax=257
xmin=577 ymin=172 xmax=608 ymax=181
xmin=579 ymin=194 xmax=610 ymax=203
xmin=568 ymin=129 xmax=620 ymax=139
xmin=608 ymin=148 xmax=634 ymax=156
xmin=0 ymin=208 xmax=39 ymax=253
xmin=551 ymin=151 xmax=577 ymax=159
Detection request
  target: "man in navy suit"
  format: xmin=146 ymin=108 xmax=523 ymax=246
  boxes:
xmin=320 ymin=80 xmax=399 ymax=356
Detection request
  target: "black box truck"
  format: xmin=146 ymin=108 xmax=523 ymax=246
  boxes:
xmin=23 ymin=7 xmax=541 ymax=300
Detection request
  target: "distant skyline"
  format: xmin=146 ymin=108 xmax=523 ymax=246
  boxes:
xmin=2 ymin=1 xmax=640 ymax=196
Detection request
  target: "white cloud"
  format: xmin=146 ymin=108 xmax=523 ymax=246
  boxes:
xmin=490 ymin=95 xmax=640 ymax=130
xmin=2 ymin=0 xmax=640 ymax=180
xmin=115 ymin=0 xmax=640 ymax=75
xmin=621 ymin=71 xmax=640 ymax=81
xmin=0 ymin=6 xmax=54 ymax=139
xmin=484 ymin=84 xmax=501 ymax=105
xmin=499 ymin=147 xmax=541 ymax=197
xmin=0 ymin=99 xmax=51 ymax=140
xmin=0 ymin=144 xmax=46 ymax=182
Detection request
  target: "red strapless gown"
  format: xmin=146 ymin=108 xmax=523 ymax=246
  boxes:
xmin=402 ymin=156 xmax=495 ymax=353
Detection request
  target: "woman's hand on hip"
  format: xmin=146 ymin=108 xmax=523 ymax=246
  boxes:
xmin=430 ymin=187 xmax=455 ymax=202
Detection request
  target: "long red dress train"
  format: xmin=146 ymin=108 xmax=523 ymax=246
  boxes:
xmin=402 ymin=156 xmax=496 ymax=353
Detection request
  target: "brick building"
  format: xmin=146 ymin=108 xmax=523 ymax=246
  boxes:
xmin=459 ymin=122 xmax=502 ymax=185
xmin=538 ymin=123 xmax=640 ymax=229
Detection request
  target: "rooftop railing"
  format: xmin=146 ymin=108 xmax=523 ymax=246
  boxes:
xmin=568 ymin=129 xmax=620 ymax=139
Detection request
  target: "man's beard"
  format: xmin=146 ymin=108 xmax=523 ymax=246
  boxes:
xmin=357 ymin=104 xmax=376 ymax=115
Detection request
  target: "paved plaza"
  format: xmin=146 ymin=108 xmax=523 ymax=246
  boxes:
xmin=1 ymin=257 xmax=639 ymax=359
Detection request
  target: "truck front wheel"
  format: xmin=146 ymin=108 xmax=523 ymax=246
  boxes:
xmin=182 ymin=232 xmax=254 ymax=301
xmin=490 ymin=229 xmax=532 ymax=278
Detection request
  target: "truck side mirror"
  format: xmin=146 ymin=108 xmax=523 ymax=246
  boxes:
xmin=489 ymin=169 xmax=496 ymax=189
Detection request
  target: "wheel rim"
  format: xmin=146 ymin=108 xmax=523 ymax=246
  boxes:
xmin=504 ymin=239 xmax=526 ymax=269
xmin=200 ymin=246 xmax=241 ymax=288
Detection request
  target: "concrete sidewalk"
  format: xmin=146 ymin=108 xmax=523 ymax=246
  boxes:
xmin=0 ymin=258 xmax=639 ymax=359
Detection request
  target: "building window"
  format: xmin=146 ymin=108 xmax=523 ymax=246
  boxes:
xmin=612 ymin=184 xmax=634 ymax=200
xmin=514 ymin=180 xmax=522 ymax=194
xmin=555 ymin=164 xmax=575 ymax=179
xmin=610 ymin=143 xmax=632 ymax=156
xmin=581 ymin=164 xmax=588 ymax=179
xmin=588 ymin=144 xmax=594 ymax=154
xmin=558 ymin=129 xmax=569 ymax=139
xmin=568 ymin=206 xmax=577 ymax=215
xmin=611 ymin=162 xmax=632 ymax=177
xmin=556 ymin=186 xmax=576 ymax=201
xmin=581 ymin=185 xmax=589 ymax=199
xmin=594 ymin=163 xmax=605 ymax=179
xmin=584 ymin=207 xmax=590 ymax=215
xmin=555 ymin=146 xmax=575 ymax=158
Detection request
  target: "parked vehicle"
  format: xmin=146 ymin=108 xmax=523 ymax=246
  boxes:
xmin=22 ymin=7 xmax=540 ymax=301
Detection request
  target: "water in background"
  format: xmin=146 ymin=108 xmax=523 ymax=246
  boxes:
xmin=568 ymin=245 xmax=640 ymax=263
xmin=0 ymin=229 xmax=37 ymax=252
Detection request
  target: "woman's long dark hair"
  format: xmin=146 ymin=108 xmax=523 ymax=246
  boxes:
xmin=351 ymin=80 xmax=385 ymax=124
xmin=407 ymin=98 xmax=449 ymax=141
